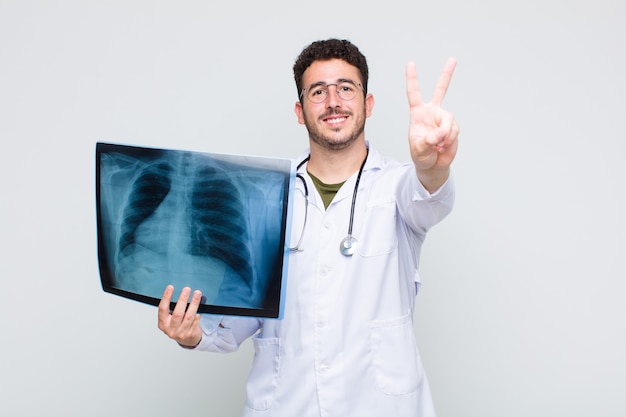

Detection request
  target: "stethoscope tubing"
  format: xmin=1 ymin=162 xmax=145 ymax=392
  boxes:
xmin=290 ymin=150 xmax=368 ymax=256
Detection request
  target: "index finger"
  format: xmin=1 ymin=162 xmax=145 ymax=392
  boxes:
xmin=431 ymin=57 xmax=457 ymax=106
xmin=158 ymin=284 xmax=174 ymax=319
xmin=405 ymin=61 xmax=424 ymax=107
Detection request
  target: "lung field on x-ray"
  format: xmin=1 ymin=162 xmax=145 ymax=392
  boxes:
xmin=118 ymin=162 xmax=173 ymax=258
xmin=100 ymin=147 xmax=285 ymax=310
xmin=189 ymin=165 xmax=254 ymax=288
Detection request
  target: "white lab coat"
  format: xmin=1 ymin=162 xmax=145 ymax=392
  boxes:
xmin=194 ymin=145 xmax=455 ymax=417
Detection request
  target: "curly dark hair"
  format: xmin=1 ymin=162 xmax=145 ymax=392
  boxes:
xmin=293 ymin=38 xmax=369 ymax=101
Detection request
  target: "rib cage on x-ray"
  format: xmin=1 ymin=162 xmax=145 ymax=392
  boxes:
xmin=188 ymin=165 xmax=254 ymax=288
xmin=98 ymin=146 xmax=287 ymax=311
xmin=118 ymin=162 xmax=173 ymax=258
xmin=116 ymin=159 xmax=255 ymax=291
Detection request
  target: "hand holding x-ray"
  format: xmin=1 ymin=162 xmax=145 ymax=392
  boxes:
xmin=157 ymin=285 xmax=203 ymax=348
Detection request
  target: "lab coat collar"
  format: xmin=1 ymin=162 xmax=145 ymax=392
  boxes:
xmin=294 ymin=141 xmax=384 ymax=175
xmin=294 ymin=141 xmax=384 ymax=206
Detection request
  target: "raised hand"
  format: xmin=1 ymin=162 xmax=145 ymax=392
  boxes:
xmin=406 ymin=58 xmax=460 ymax=192
xmin=157 ymin=285 xmax=203 ymax=348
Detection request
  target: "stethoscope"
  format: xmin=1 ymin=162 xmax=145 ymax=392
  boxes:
xmin=289 ymin=150 xmax=368 ymax=256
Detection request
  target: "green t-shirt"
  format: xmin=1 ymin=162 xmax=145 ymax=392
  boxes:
xmin=307 ymin=171 xmax=345 ymax=209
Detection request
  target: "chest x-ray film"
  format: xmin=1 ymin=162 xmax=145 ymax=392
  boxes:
xmin=96 ymin=142 xmax=294 ymax=319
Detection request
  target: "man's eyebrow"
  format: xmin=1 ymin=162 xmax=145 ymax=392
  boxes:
xmin=307 ymin=78 xmax=357 ymax=87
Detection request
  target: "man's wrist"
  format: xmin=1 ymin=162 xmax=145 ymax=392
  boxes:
xmin=177 ymin=337 xmax=202 ymax=350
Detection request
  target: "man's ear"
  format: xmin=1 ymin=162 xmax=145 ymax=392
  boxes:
xmin=294 ymin=101 xmax=305 ymax=125
xmin=365 ymin=93 xmax=375 ymax=118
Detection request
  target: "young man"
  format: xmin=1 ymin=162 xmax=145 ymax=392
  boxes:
xmin=158 ymin=38 xmax=459 ymax=417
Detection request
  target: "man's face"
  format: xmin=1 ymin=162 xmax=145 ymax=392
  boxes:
xmin=295 ymin=59 xmax=374 ymax=151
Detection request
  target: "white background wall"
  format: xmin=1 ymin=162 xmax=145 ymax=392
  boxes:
xmin=1 ymin=1 xmax=624 ymax=416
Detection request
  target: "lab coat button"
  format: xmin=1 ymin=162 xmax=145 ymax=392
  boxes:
xmin=319 ymin=365 xmax=329 ymax=374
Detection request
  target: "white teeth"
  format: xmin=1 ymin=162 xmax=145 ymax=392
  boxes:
xmin=327 ymin=117 xmax=346 ymax=124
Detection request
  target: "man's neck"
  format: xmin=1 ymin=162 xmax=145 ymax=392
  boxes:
xmin=306 ymin=139 xmax=368 ymax=184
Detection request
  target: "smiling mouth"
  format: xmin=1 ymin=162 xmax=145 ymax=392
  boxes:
xmin=325 ymin=116 xmax=348 ymax=124
xmin=321 ymin=110 xmax=350 ymax=125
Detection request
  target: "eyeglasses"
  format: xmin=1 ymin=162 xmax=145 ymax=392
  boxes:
xmin=300 ymin=79 xmax=364 ymax=104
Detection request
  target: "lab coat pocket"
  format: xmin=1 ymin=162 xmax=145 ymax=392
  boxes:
xmin=368 ymin=312 xmax=423 ymax=395
xmin=357 ymin=201 xmax=398 ymax=257
xmin=246 ymin=335 xmax=280 ymax=411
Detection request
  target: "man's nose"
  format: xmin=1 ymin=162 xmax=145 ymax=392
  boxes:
xmin=325 ymin=86 xmax=342 ymax=107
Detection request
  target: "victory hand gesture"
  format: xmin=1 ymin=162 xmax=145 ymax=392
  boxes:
xmin=406 ymin=58 xmax=459 ymax=192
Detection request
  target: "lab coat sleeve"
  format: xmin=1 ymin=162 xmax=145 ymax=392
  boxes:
xmin=190 ymin=314 xmax=262 ymax=353
xmin=396 ymin=167 xmax=455 ymax=235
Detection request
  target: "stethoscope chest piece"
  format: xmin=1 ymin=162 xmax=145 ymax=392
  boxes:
xmin=340 ymin=235 xmax=358 ymax=256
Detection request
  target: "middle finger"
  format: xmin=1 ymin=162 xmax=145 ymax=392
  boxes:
xmin=170 ymin=286 xmax=192 ymax=326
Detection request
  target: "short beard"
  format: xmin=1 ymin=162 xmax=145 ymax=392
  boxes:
xmin=303 ymin=108 xmax=365 ymax=151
